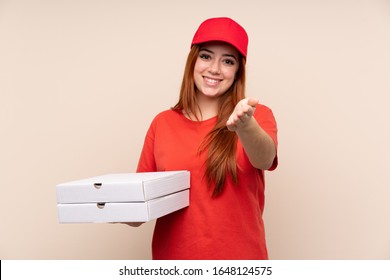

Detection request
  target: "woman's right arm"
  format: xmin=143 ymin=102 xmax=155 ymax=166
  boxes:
xmin=122 ymin=222 xmax=144 ymax=227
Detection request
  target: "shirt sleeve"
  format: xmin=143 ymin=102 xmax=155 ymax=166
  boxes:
xmin=254 ymin=104 xmax=278 ymax=171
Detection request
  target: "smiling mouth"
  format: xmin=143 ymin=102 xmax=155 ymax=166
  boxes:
xmin=204 ymin=77 xmax=222 ymax=85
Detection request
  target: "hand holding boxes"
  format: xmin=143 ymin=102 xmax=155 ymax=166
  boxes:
xmin=56 ymin=171 xmax=190 ymax=223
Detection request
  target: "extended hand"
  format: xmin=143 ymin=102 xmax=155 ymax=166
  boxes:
xmin=226 ymin=98 xmax=259 ymax=131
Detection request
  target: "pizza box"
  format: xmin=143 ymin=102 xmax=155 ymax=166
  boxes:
xmin=57 ymin=189 xmax=189 ymax=223
xmin=56 ymin=171 xmax=190 ymax=203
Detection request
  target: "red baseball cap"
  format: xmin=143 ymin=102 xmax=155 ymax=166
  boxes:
xmin=191 ymin=17 xmax=249 ymax=57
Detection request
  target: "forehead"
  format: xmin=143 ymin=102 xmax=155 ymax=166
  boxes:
xmin=199 ymin=41 xmax=239 ymax=57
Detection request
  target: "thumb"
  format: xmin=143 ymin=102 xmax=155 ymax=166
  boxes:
xmin=247 ymin=97 xmax=259 ymax=107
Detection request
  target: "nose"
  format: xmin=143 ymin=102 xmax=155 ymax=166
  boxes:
xmin=208 ymin=60 xmax=221 ymax=75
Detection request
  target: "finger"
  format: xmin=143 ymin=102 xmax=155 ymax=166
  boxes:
xmin=237 ymin=107 xmax=254 ymax=119
xmin=226 ymin=120 xmax=237 ymax=131
xmin=238 ymin=113 xmax=251 ymax=123
xmin=247 ymin=98 xmax=259 ymax=107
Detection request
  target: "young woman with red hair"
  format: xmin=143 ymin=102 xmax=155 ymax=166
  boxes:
xmin=134 ymin=17 xmax=278 ymax=260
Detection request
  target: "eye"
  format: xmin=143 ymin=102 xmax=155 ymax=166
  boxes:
xmin=199 ymin=53 xmax=211 ymax=60
xmin=223 ymin=59 xmax=236 ymax=66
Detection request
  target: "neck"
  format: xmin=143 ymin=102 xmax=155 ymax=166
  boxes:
xmin=194 ymin=93 xmax=220 ymax=120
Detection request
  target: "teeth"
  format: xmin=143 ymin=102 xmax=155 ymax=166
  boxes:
xmin=205 ymin=77 xmax=220 ymax=85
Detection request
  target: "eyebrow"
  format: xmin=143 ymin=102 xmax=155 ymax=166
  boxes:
xmin=200 ymin=48 xmax=238 ymax=61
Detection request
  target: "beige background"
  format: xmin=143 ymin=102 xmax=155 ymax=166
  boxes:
xmin=1 ymin=0 xmax=389 ymax=259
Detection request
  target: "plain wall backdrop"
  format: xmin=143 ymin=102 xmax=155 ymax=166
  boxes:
xmin=1 ymin=0 xmax=389 ymax=259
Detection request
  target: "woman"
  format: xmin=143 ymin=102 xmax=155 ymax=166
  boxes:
xmin=135 ymin=17 xmax=278 ymax=260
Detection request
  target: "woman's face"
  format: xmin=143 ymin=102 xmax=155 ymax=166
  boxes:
xmin=193 ymin=42 xmax=239 ymax=99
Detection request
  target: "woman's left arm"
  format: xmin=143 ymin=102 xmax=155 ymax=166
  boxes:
xmin=226 ymin=98 xmax=276 ymax=170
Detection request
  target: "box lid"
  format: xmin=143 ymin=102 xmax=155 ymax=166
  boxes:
xmin=56 ymin=171 xmax=190 ymax=203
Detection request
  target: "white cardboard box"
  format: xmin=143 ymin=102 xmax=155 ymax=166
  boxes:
xmin=56 ymin=171 xmax=190 ymax=223
xmin=56 ymin=171 xmax=190 ymax=203
xmin=57 ymin=189 xmax=189 ymax=223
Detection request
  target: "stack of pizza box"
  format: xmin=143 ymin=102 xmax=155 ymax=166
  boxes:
xmin=56 ymin=171 xmax=190 ymax=223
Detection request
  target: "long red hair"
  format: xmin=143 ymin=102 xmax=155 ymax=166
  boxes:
xmin=172 ymin=44 xmax=246 ymax=196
